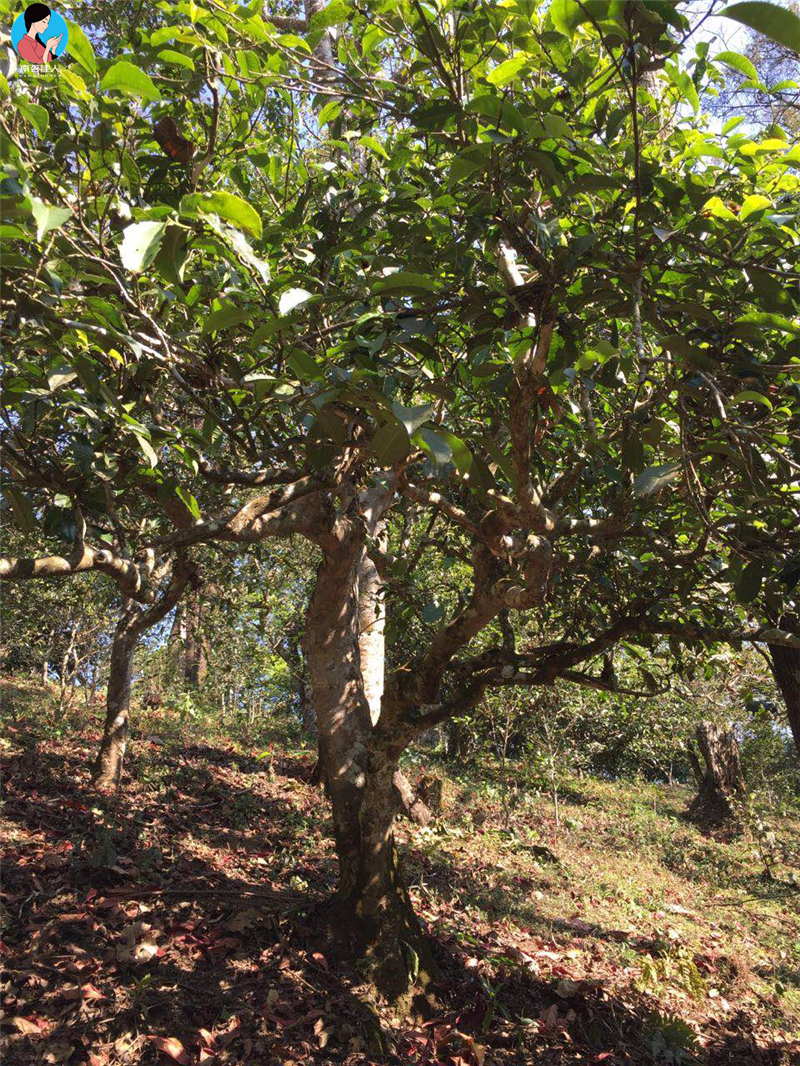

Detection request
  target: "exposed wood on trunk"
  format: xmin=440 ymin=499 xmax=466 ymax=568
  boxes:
xmin=356 ymin=523 xmax=432 ymax=826
xmin=358 ymin=546 xmax=386 ymax=728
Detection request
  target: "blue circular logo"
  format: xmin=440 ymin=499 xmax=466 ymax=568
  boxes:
xmin=11 ymin=6 xmax=69 ymax=63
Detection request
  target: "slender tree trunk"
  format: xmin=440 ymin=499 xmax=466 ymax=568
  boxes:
xmin=92 ymin=605 xmax=139 ymax=787
xmin=170 ymin=589 xmax=208 ymax=687
xmin=768 ymin=643 xmax=800 ymax=759
xmin=168 ymin=603 xmax=183 ymax=667
xmin=184 ymin=589 xmax=208 ymax=685
xmin=446 ymin=720 xmax=470 ymax=759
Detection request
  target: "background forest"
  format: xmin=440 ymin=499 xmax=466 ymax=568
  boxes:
xmin=1 ymin=0 xmax=800 ymax=1064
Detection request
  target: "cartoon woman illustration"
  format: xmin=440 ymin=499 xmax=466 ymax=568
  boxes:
xmin=16 ymin=4 xmax=62 ymax=64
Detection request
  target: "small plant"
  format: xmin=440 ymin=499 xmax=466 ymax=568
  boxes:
xmin=645 ymin=1011 xmax=699 ymax=1064
xmin=636 ymin=945 xmax=707 ymax=999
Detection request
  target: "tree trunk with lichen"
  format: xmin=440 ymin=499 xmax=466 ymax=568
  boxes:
xmin=688 ymin=721 xmax=746 ymax=827
xmin=304 ymin=522 xmax=435 ymax=1002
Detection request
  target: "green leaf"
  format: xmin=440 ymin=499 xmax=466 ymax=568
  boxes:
xmin=66 ymin=20 xmax=97 ymax=78
xmin=309 ymin=0 xmax=352 ymax=30
xmin=466 ymin=95 xmax=526 ymax=134
xmin=722 ymin=115 xmax=745 ymax=134
xmin=486 ymin=55 xmax=529 ymax=88
xmin=633 ymin=462 xmax=682 ymax=496
xmin=714 ymin=50 xmax=758 ymax=81
xmin=440 ymin=431 xmax=472 ymax=475
xmin=720 ymin=2 xmax=800 ymax=54
xmin=371 ymin=421 xmax=410 ymax=464
xmin=30 ymin=199 xmax=72 ymax=242
xmin=702 ymin=196 xmax=737 ymax=220
xmin=358 ymin=135 xmax=389 ymax=160
xmin=47 ymin=367 xmax=78 ymax=391
xmin=119 ymin=220 xmax=167 ymax=274
xmin=747 ymin=267 xmax=793 ymax=313
xmin=157 ymin=49 xmax=196 ymax=71
xmin=202 ymin=306 xmax=253 ymax=335
xmin=391 ymin=402 xmax=435 ymax=434
xmin=551 ymin=0 xmax=586 ymax=38
xmin=16 ymin=100 xmax=49 ymax=138
xmin=735 ymin=311 xmax=799 ymax=334
xmin=278 ymin=287 xmax=313 ymax=315
xmin=133 ymin=431 xmax=159 ymax=468
xmin=739 ymin=194 xmax=772 ymax=221
xmin=100 ymin=61 xmax=161 ymax=101
xmin=176 ymin=485 xmax=201 ymax=520
xmin=417 ymin=427 xmax=452 ymax=466
xmin=5 ymin=486 xmax=37 ymax=534
xmin=317 ymin=100 xmax=342 ymax=127
xmin=204 ymin=216 xmax=270 ymax=285
xmin=542 ymin=113 xmax=572 ymax=140
xmin=730 ymin=390 xmax=773 ymax=410
xmin=371 ymin=271 xmax=438 ymax=295
xmin=736 ymin=558 xmax=763 ymax=604
xmin=180 ymin=191 xmax=262 ymax=239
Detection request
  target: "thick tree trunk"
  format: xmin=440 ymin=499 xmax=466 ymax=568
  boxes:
xmin=305 ymin=523 xmax=433 ymax=999
xmin=304 ymin=526 xmax=375 ymax=899
xmin=768 ymin=643 xmax=800 ymax=759
xmin=357 ymin=546 xmax=432 ymax=825
xmin=92 ymin=607 xmax=139 ymax=787
xmin=688 ymin=721 xmax=746 ymax=827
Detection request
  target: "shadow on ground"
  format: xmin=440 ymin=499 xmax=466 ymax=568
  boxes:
xmin=1 ymin=696 xmax=797 ymax=1065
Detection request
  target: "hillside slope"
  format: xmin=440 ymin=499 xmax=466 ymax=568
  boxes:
xmin=1 ymin=680 xmax=798 ymax=1065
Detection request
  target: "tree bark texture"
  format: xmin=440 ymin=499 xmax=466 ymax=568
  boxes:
xmin=688 ymin=721 xmax=746 ymax=827
xmin=169 ymin=588 xmax=208 ymax=687
xmin=92 ymin=559 xmax=192 ymax=787
xmin=304 ymin=519 xmax=433 ymax=998
xmin=92 ymin=604 xmax=139 ymax=787
xmin=768 ymin=642 xmax=800 ymax=759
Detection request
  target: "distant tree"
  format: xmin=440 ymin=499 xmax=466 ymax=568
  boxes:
xmin=707 ymin=0 xmax=800 ymax=135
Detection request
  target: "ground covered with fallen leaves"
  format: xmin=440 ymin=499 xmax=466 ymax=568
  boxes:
xmin=1 ymin=680 xmax=799 ymax=1066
